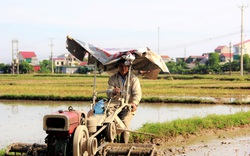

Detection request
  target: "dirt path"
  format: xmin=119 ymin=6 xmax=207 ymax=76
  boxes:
xmin=155 ymin=125 xmax=250 ymax=156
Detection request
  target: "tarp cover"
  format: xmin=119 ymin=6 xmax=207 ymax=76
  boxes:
xmin=66 ymin=36 xmax=169 ymax=79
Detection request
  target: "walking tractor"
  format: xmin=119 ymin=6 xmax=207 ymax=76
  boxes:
xmin=5 ymin=36 xmax=169 ymax=156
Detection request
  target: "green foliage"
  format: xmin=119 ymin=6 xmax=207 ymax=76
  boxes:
xmin=166 ymin=61 xmax=189 ymax=74
xmin=191 ymin=64 xmax=209 ymax=74
xmin=39 ymin=60 xmax=52 ymax=73
xmin=243 ymin=54 xmax=250 ymax=71
xmin=0 ymin=63 xmax=10 ymax=73
xmin=207 ymin=53 xmax=220 ymax=67
xmin=165 ymin=52 xmax=250 ymax=74
xmin=78 ymin=66 xmax=93 ymax=74
xmin=137 ymin=111 xmax=250 ymax=138
xmin=0 ymin=149 xmax=5 ymax=156
xmin=19 ymin=61 xmax=34 ymax=73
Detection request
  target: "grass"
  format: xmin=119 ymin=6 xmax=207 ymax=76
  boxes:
xmin=0 ymin=150 xmax=4 ymax=156
xmin=132 ymin=111 xmax=250 ymax=142
xmin=0 ymin=74 xmax=250 ymax=104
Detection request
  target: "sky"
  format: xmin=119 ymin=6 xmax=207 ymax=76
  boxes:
xmin=0 ymin=0 xmax=250 ymax=64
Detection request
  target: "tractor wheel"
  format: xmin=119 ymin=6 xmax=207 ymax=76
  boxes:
xmin=73 ymin=125 xmax=89 ymax=156
xmin=105 ymin=122 xmax=117 ymax=142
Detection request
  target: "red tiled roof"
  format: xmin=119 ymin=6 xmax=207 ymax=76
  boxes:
xmin=189 ymin=55 xmax=206 ymax=58
xmin=161 ymin=55 xmax=170 ymax=59
xmin=221 ymin=53 xmax=233 ymax=57
xmin=234 ymin=39 xmax=250 ymax=46
xmin=19 ymin=51 xmax=36 ymax=58
xmin=53 ymin=58 xmax=65 ymax=60
xmin=215 ymin=45 xmax=226 ymax=50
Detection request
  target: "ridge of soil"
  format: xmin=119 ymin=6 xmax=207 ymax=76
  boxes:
xmin=154 ymin=125 xmax=250 ymax=155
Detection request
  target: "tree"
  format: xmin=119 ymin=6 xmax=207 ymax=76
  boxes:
xmin=0 ymin=63 xmax=10 ymax=73
xmin=230 ymin=60 xmax=240 ymax=71
xmin=191 ymin=64 xmax=209 ymax=74
xmin=165 ymin=61 xmax=177 ymax=74
xmin=19 ymin=61 xmax=34 ymax=73
xmin=206 ymin=53 xmax=221 ymax=73
xmin=243 ymin=54 xmax=250 ymax=71
xmin=39 ymin=60 xmax=52 ymax=73
xmin=207 ymin=53 xmax=220 ymax=67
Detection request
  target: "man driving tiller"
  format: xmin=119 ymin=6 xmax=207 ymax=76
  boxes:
xmin=106 ymin=59 xmax=142 ymax=143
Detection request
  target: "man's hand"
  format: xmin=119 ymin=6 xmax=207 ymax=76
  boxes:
xmin=113 ymin=86 xmax=120 ymax=95
xmin=131 ymin=103 xmax=137 ymax=112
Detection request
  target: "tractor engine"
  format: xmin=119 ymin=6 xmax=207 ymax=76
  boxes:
xmin=43 ymin=106 xmax=86 ymax=156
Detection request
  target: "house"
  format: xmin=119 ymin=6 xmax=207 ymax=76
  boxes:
xmin=220 ymin=53 xmax=234 ymax=62
xmin=161 ymin=55 xmax=171 ymax=62
xmin=54 ymin=58 xmax=66 ymax=67
xmin=185 ymin=55 xmax=208 ymax=69
xmin=214 ymin=45 xmax=230 ymax=53
xmin=17 ymin=51 xmax=40 ymax=71
xmin=57 ymin=53 xmax=81 ymax=66
xmin=53 ymin=53 xmax=82 ymax=73
xmin=185 ymin=55 xmax=207 ymax=64
xmin=176 ymin=57 xmax=186 ymax=63
xmin=233 ymin=39 xmax=250 ymax=60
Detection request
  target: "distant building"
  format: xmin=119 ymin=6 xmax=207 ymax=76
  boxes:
xmin=54 ymin=58 xmax=65 ymax=67
xmin=161 ymin=55 xmax=171 ymax=62
xmin=53 ymin=53 xmax=82 ymax=73
xmin=185 ymin=55 xmax=207 ymax=64
xmin=220 ymin=53 xmax=234 ymax=62
xmin=233 ymin=39 xmax=250 ymax=60
xmin=18 ymin=51 xmax=40 ymax=71
xmin=185 ymin=55 xmax=208 ymax=69
xmin=56 ymin=53 xmax=81 ymax=66
xmin=176 ymin=57 xmax=186 ymax=63
xmin=214 ymin=45 xmax=230 ymax=53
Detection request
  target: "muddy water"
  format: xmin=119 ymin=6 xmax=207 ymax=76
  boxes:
xmin=0 ymin=100 xmax=250 ymax=149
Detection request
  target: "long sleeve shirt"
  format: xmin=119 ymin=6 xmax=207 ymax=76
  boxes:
xmin=107 ymin=72 xmax=142 ymax=105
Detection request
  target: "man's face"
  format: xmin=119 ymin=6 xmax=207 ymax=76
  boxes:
xmin=118 ymin=63 xmax=129 ymax=76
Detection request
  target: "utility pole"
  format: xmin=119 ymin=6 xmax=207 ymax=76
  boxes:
xmin=238 ymin=5 xmax=248 ymax=76
xmin=12 ymin=39 xmax=19 ymax=74
xmin=229 ymin=42 xmax=232 ymax=76
xmin=49 ymin=38 xmax=54 ymax=74
xmin=184 ymin=47 xmax=186 ymax=58
xmin=158 ymin=26 xmax=160 ymax=54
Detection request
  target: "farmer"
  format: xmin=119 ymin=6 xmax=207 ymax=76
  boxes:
xmin=107 ymin=59 xmax=142 ymax=143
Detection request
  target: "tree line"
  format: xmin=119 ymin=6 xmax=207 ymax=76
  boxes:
xmin=0 ymin=53 xmax=250 ymax=74
xmin=166 ymin=53 xmax=250 ymax=74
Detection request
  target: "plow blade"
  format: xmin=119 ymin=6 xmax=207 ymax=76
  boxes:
xmin=5 ymin=143 xmax=46 ymax=156
xmin=100 ymin=143 xmax=156 ymax=156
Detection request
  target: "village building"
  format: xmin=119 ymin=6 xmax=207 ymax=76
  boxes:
xmin=17 ymin=51 xmax=40 ymax=71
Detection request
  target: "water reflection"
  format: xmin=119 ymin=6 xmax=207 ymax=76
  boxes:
xmin=0 ymin=100 xmax=250 ymax=149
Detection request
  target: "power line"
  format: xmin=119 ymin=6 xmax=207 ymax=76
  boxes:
xmin=160 ymin=31 xmax=240 ymax=52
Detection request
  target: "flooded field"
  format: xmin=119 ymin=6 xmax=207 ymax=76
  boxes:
xmin=1 ymin=100 xmax=250 ymax=149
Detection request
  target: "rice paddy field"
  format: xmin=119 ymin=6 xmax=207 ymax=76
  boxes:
xmin=0 ymin=74 xmax=249 ymax=104
xmin=0 ymin=73 xmax=250 ymax=155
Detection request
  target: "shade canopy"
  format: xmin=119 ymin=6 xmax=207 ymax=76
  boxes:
xmin=66 ymin=36 xmax=169 ymax=79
